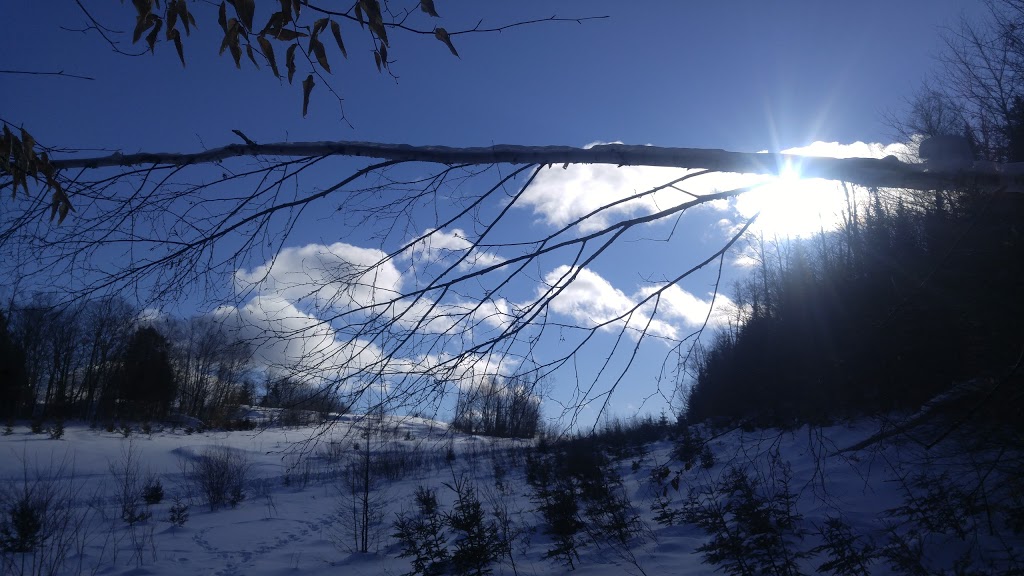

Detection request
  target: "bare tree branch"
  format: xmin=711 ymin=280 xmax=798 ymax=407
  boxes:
xmin=0 ymin=69 xmax=95 ymax=81
xmin=45 ymin=140 xmax=1024 ymax=192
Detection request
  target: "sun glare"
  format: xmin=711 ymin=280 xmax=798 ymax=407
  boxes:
xmin=733 ymin=161 xmax=848 ymax=239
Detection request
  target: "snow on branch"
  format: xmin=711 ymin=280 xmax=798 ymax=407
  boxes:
xmin=50 ymin=141 xmax=1024 ymax=193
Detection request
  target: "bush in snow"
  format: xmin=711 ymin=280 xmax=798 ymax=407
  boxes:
xmin=682 ymin=458 xmax=808 ymax=576
xmin=167 ymin=496 xmax=189 ymax=528
xmin=142 ymin=476 xmax=164 ymax=505
xmin=47 ymin=420 xmax=64 ymax=440
xmin=393 ymin=487 xmax=450 ymax=576
xmin=445 ymin=477 xmax=502 ymax=576
xmin=183 ymin=446 xmax=251 ymax=511
xmin=811 ymin=516 xmax=877 ymax=576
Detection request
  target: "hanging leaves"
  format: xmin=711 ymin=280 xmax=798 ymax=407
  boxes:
xmin=420 ymin=0 xmax=440 ymax=17
xmin=218 ymin=2 xmax=228 ymax=33
xmin=227 ymin=0 xmax=256 ymax=31
xmin=310 ymin=39 xmax=330 ymax=73
xmin=358 ymin=0 xmax=388 ymax=47
xmin=273 ymin=28 xmax=307 ymax=41
xmin=286 ymin=43 xmax=298 ymax=83
xmin=330 ymin=20 xmax=347 ymax=58
xmin=168 ymin=28 xmax=185 ymax=66
xmin=112 ymin=0 xmax=476 ymax=119
xmin=301 ymin=74 xmax=314 ymax=117
xmin=246 ymin=43 xmax=260 ymax=69
xmin=0 ymin=126 xmax=74 ymax=222
xmin=257 ymin=36 xmax=280 ymax=77
xmin=434 ymin=27 xmax=459 ymax=57
xmin=145 ymin=19 xmax=163 ymax=53
xmin=220 ymin=17 xmax=246 ymax=68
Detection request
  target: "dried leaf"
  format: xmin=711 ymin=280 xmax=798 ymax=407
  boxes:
xmin=258 ymin=36 xmax=279 ymax=77
xmin=169 ymin=28 xmax=185 ymax=66
xmin=177 ymin=0 xmax=192 ymax=35
xmin=373 ymin=50 xmax=381 ymax=72
xmin=286 ymin=43 xmax=297 ymax=84
xmin=310 ymin=38 xmax=330 ymax=72
xmin=233 ymin=0 xmax=255 ymax=31
xmin=186 ymin=11 xmax=197 ymax=31
xmin=132 ymin=0 xmax=153 ymax=17
xmin=246 ymin=43 xmax=259 ymax=68
xmin=301 ymin=74 xmax=314 ymax=117
xmin=146 ymin=18 xmax=163 ymax=53
xmin=229 ymin=42 xmax=242 ymax=68
xmin=379 ymin=43 xmax=387 ymax=67
xmin=291 ymin=0 xmax=301 ymax=18
xmin=274 ymin=28 xmax=307 ymax=41
xmin=133 ymin=13 xmax=157 ymax=43
xmin=312 ymin=17 xmax=329 ymax=38
xmin=329 ymin=20 xmax=347 ymax=58
xmin=220 ymin=18 xmax=239 ymax=54
xmin=434 ymin=27 xmax=458 ymax=57
xmin=261 ymin=11 xmax=285 ymax=36
xmin=20 ymin=128 xmax=35 ymax=164
xmin=218 ymin=2 xmax=228 ymax=33
xmin=360 ymin=0 xmax=387 ymax=46
xmin=420 ymin=0 xmax=439 ymax=17
xmin=166 ymin=2 xmax=178 ymax=36
xmin=354 ymin=2 xmax=364 ymax=28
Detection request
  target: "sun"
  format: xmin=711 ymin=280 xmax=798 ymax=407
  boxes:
xmin=733 ymin=160 xmax=849 ymax=239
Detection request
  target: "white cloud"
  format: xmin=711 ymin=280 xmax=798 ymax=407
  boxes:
xmin=519 ymin=142 xmax=699 ymax=233
xmin=212 ymin=295 xmax=386 ymax=384
xmin=640 ymin=284 xmax=734 ymax=328
xmin=404 ymin=228 xmax=504 ymax=270
xmin=234 ymin=242 xmax=403 ymax=311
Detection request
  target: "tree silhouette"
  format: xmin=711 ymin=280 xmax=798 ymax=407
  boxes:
xmin=117 ymin=326 xmax=177 ymax=420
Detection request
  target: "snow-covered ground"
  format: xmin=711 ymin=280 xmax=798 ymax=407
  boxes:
xmin=0 ymin=412 xmax=1019 ymax=575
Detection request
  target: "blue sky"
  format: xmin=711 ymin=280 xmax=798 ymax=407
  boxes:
xmin=0 ymin=1 xmax=984 ymax=424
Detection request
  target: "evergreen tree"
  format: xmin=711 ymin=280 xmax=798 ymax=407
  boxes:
xmin=118 ymin=326 xmax=177 ymax=420
xmin=0 ymin=309 xmax=29 ymax=419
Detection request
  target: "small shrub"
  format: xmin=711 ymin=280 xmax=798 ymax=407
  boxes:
xmin=446 ymin=444 xmax=457 ymax=463
xmin=0 ymin=495 xmax=43 ymax=553
xmin=673 ymin=426 xmax=704 ymax=470
xmin=184 ymin=446 xmax=251 ymax=511
xmin=48 ymin=420 xmax=64 ymax=440
xmin=167 ymin=496 xmax=189 ymax=527
xmin=812 ymin=516 xmax=876 ymax=576
xmin=141 ymin=422 xmax=153 ymax=436
xmin=142 ymin=476 xmax=164 ymax=505
xmin=699 ymin=444 xmax=716 ymax=469
xmin=393 ymin=487 xmax=450 ymax=576
xmin=682 ymin=461 xmax=808 ymax=576
xmin=183 ymin=426 xmax=194 ymax=435
xmin=3 ymin=420 xmax=14 ymax=436
xmin=120 ymin=424 xmax=132 ymax=438
xmin=29 ymin=419 xmax=44 ymax=435
xmin=104 ymin=421 xmax=115 ymax=433
xmin=445 ymin=478 xmax=502 ymax=576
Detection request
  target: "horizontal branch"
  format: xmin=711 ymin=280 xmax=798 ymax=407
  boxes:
xmin=49 ymin=141 xmax=1024 ymax=192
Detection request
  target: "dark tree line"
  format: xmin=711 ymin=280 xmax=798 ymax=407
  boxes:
xmin=685 ymin=0 xmax=1024 ymax=427
xmin=0 ymin=297 xmax=266 ymax=424
xmin=686 ymin=184 xmax=1022 ymax=425
xmin=451 ymin=375 xmax=543 ymax=439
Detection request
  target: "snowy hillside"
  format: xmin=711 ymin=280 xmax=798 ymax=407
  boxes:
xmin=0 ymin=413 xmax=1020 ymax=575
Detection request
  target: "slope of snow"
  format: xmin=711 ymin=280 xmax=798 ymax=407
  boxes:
xmin=0 ymin=415 xmax=1018 ymax=575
